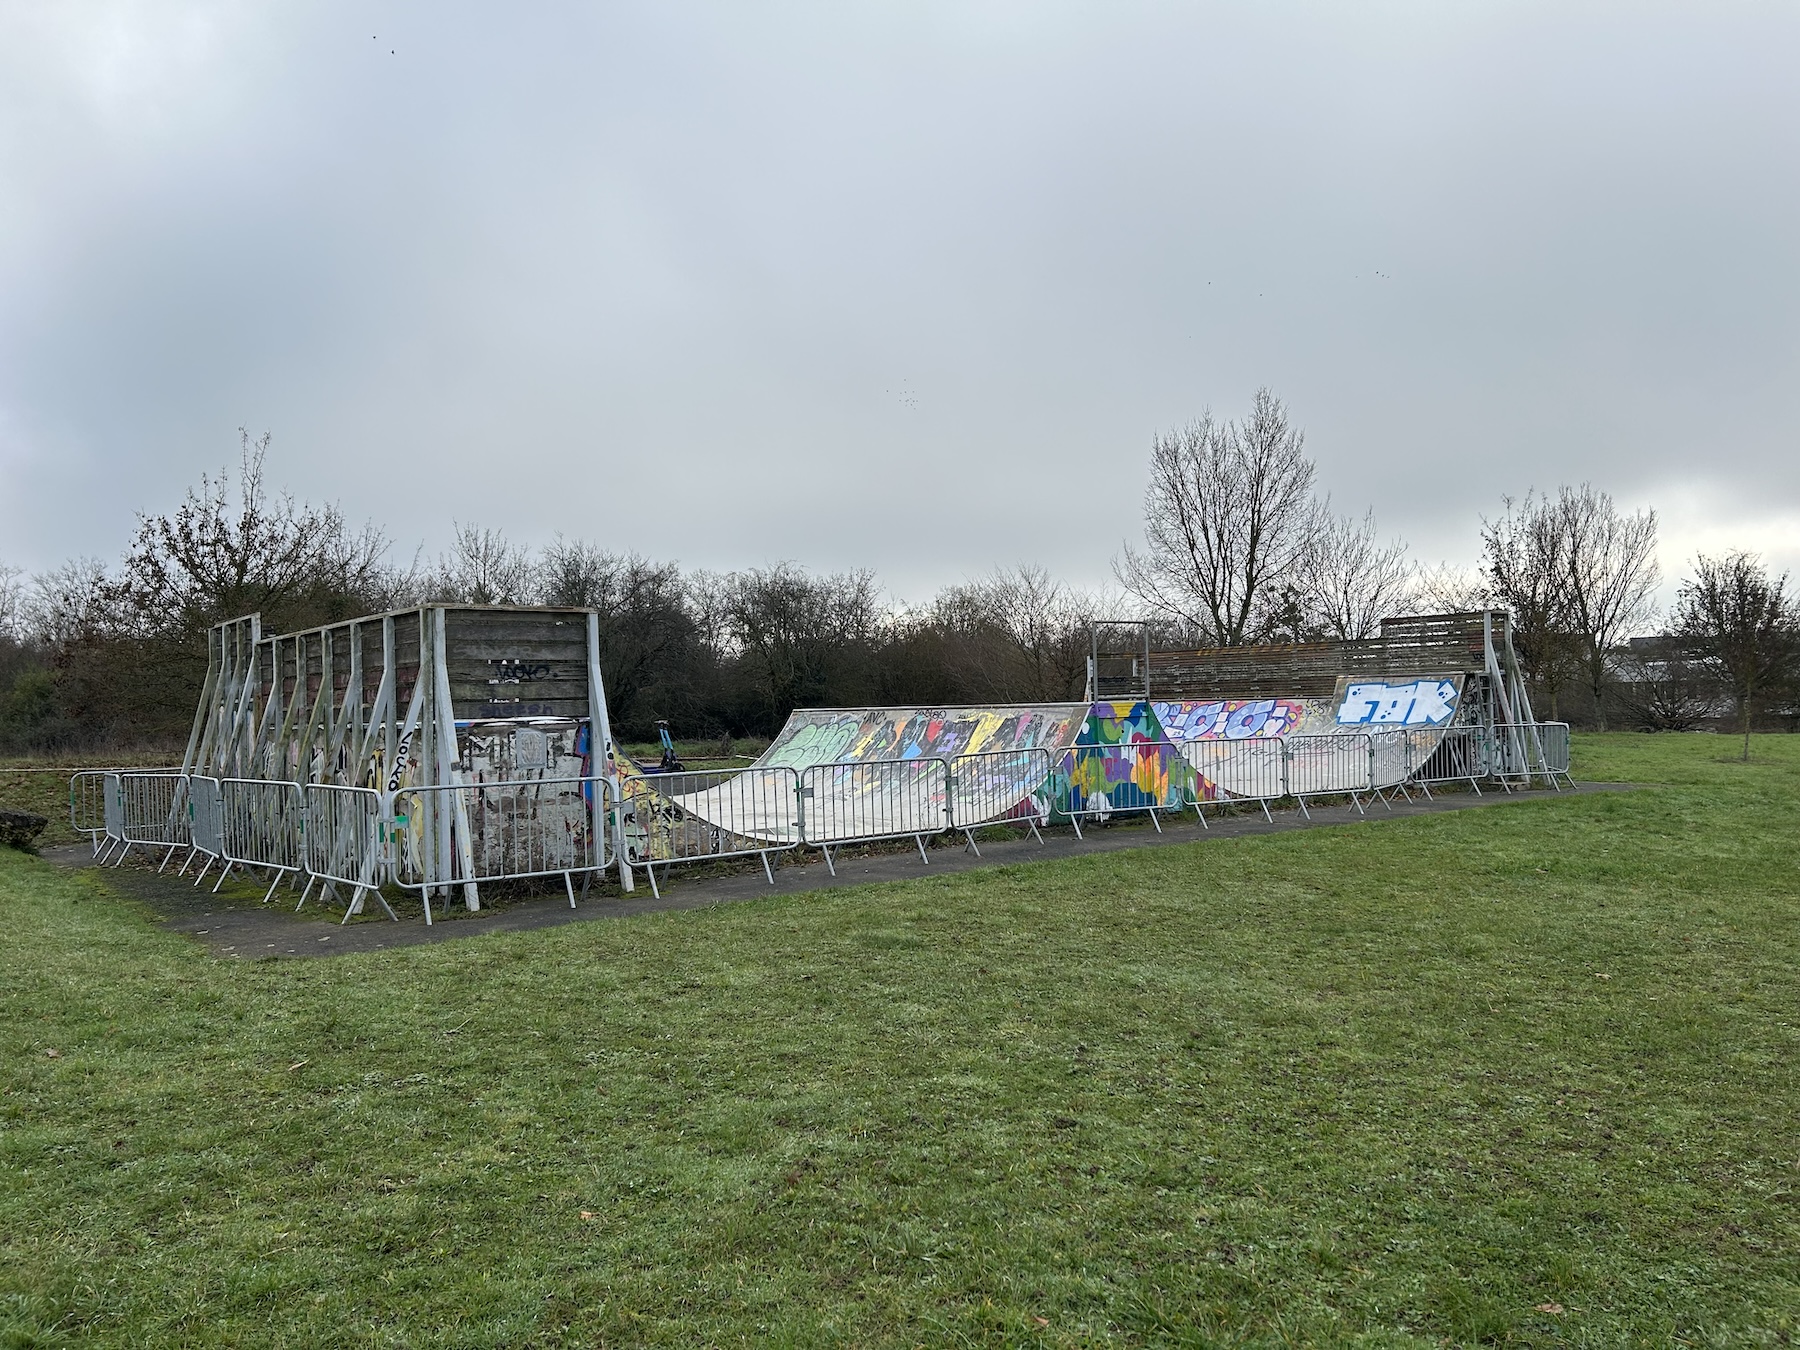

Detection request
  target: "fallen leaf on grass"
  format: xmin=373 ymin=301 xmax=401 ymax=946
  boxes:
xmin=579 ymin=1211 xmax=597 ymax=1221
xmin=45 ymin=1048 xmax=61 ymax=1059
xmin=1033 ymin=1316 xmax=1050 ymax=1327
xmin=1536 ymin=1302 xmax=1565 ymax=1315
xmin=1594 ymin=973 xmax=1611 ymax=981
xmin=288 ymin=1059 xmax=309 ymax=1072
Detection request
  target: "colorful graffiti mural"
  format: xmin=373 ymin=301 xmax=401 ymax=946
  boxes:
xmin=621 ymin=674 xmax=1472 ymax=858
xmin=1152 ymin=698 xmax=1305 ymax=742
xmin=1335 ymin=678 xmax=1460 ymax=727
xmin=759 ymin=704 xmax=1089 ymax=770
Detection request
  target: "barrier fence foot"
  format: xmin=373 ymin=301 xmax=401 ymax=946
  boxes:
xmin=211 ymin=860 xmax=233 ymax=894
xmin=1418 ymin=781 xmax=1435 ymax=800
xmin=915 ymin=835 xmax=930 ymax=865
xmin=1149 ymin=808 xmax=1163 ymax=834
xmin=295 ymin=875 xmax=315 ymax=913
xmin=178 ymin=848 xmax=197 ymax=878
xmin=761 ymin=852 xmax=775 ymax=885
xmin=564 ymin=871 xmax=577 ymax=909
xmin=821 ymin=845 xmax=837 ymax=877
xmin=963 ymin=829 xmax=981 ymax=858
xmin=159 ymin=845 xmax=180 ymax=874
xmin=262 ymin=872 xmax=284 ymax=905
xmin=1029 ymin=820 xmax=1044 ymax=845
xmin=1068 ymin=816 xmax=1083 ymax=840
xmin=1296 ymin=798 xmax=1312 ymax=820
xmin=644 ymin=864 xmax=662 ymax=899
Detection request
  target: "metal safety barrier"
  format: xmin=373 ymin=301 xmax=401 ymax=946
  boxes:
xmin=103 ymin=771 xmax=192 ymax=868
xmin=70 ymin=770 xmax=114 ymax=855
xmin=393 ymin=775 xmax=615 ymax=911
xmin=177 ymin=775 xmax=226 ymax=885
xmin=799 ymin=757 xmax=949 ymax=873
xmin=1178 ymin=737 xmax=1285 ymax=821
xmin=1281 ymin=734 xmax=1374 ymax=817
xmin=1536 ymin=722 xmax=1573 ymax=786
xmin=220 ymin=777 xmax=308 ymax=903
xmin=303 ymin=782 xmax=395 ymax=923
xmin=621 ymin=767 xmax=799 ymax=897
xmin=1403 ymin=726 xmax=1488 ymax=797
xmin=946 ymin=748 xmax=1054 ymax=854
xmin=1368 ymin=730 xmax=1412 ymax=806
xmin=1058 ymin=740 xmax=1188 ymax=837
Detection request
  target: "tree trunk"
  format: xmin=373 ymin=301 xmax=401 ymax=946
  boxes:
xmin=1742 ymin=701 xmax=1752 ymax=761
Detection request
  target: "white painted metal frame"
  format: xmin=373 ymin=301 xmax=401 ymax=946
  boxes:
xmin=621 ymin=766 xmax=801 ymax=898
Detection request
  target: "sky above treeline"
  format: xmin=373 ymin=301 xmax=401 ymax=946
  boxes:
xmin=1 ymin=2 xmax=1795 ymax=612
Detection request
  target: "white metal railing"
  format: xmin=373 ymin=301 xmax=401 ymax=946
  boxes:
xmin=1178 ymin=736 xmax=1285 ymax=822
xmin=70 ymin=770 xmax=113 ymax=856
xmin=799 ymin=758 xmax=949 ymax=873
xmin=1536 ymin=722 xmax=1573 ymax=786
xmin=946 ymin=748 xmax=1054 ymax=854
xmin=1058 ymin=740 xmax=1188 ymax=836
xmin=302 ymin=783 xmax=396 ymax=923
xmin=621 ymin=767 xmax=799 ymax=896
xmin=56 ymin=723 xmax=1576 ymax=904
xmin=1368 ymin=730 xmax=1412 ymax=806
xmin=178 ymin=775 xmax=226 ymax=885
xmin=392 ymin=775 xmax=615 ymax=911
xmin=104 ymin=771 xmax=192 ymax=868
xmin=1403 ymin=726 xmax=1487 ymax=797
xmin=220 ymin=777 xmax=308 ymax=903
xmin=1281 ymin=734 xmax=1374 ymax=817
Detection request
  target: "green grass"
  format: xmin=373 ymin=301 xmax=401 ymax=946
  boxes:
xmin=2 ymin=734 xmax=1798 ymax=1346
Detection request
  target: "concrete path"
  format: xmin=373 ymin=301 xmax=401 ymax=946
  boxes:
xmin=41 ymin=782 xmax=1624 ymax=960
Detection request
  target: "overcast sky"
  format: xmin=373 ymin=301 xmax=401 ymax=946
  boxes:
xmin=2 ymin=1 xmax=1795 ymax=611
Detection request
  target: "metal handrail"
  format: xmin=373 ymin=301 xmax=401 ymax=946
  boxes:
xmin=798 ymin=757 xmax=950 ymax=874
xmin=620 ymin=766 xmax=800 ymax=897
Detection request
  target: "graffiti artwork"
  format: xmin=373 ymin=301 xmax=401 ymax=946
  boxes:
xmin=623 ymin=674 xmax=1471 ymax=857
xmin=1334 ymin=677 xmax=1461 ymax=727
xmin=759 ymin=704 xmax=1089 ymax=771
xmin=1153 ymin=698 xmax=1305 ymax=742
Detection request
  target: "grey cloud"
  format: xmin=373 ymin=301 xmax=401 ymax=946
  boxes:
xmin=1 ymin=1 xmax=1795 ymax=606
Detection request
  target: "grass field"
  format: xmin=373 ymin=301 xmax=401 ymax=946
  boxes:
xmin=2 ymin=734 xmax=1797 ymax=1346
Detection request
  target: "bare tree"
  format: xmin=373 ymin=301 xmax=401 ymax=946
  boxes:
xmin=110 ymin=430 xmax=393 ymax=637
xmin=1117 ymin=389 xmax=1321 ymax=645
xmin=1414 ymin=561 xmax=1491 ymax=613
xmin=0 ymin=565 xmax=24 ymax=641
xmin=1301 ymin=507 xmax=1414 ymax=640
xmin=933 ymin=564 xmax=1092 ymax=701
xmin=1481 ymin=492 xmax=1578 ymax=717
xmin=720 ymin=563 xmax=883 ymax=725
xmin=537 ymin=538 xmax=697 ymax=736
xmin=430 ymin=523 xmax=533 ymax=605
xmin=1674 ymin=551 xmax=1798 ymax=760
xmin=1610 ymin=641 xmax=1718 ymax=732
xmin=25 ymin=558 xmax=116 ymax=646
xmin=1557 ymin=484 xmax=1659 ymax=729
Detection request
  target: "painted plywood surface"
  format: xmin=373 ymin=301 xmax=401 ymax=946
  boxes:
xmin=618 ymin=675 xmax=1470 ymax=859
xmin=756 ymin=704 xmax=1092 ymax=770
